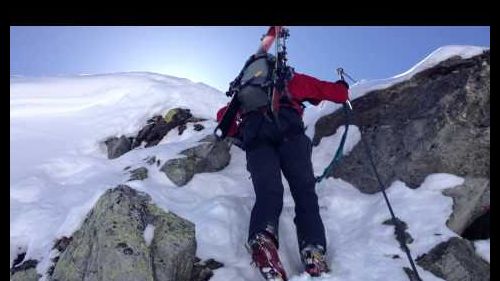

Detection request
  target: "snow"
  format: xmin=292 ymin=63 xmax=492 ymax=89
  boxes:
xmin=144 ymin=224 xmax=155 ymax=247
xmin=474 ymin=239 xmax=490 ymax=263
xmin=10 ymin=46 xmax=488 ymax=280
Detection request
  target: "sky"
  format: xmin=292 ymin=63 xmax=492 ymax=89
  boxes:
xmin=10 ymin=26 xmax=490 ymax=91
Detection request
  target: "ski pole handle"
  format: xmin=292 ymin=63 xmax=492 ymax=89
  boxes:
xmin=336 ymin=67 xmax=353 ymax=111
xmin=336 ymin=67 xmax=345 ymax=81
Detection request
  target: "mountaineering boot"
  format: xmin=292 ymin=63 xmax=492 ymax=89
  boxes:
xmin=300 ymin=244 xmax=329 ymax=277
xmin=248 ymin=232 xmax=288 ymax=281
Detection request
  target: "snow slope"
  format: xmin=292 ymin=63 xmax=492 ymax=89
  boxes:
xmin=10 ymin=46 xmax=489 ymax=281
xmin=10 ymin=72 xmax=227 ymax=276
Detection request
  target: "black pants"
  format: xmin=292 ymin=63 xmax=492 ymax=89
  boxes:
xmin=242 ymin=107 xmax=326 ymax=251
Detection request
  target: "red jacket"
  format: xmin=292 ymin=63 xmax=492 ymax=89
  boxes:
xmin=217 ymin=72 xmax=348 ymax=137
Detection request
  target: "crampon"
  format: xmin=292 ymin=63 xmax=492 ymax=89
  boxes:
xmin=248 ymin=232 xmax=288 ymax=281
xmin=301 ymin=245 xmax=329 ymax=277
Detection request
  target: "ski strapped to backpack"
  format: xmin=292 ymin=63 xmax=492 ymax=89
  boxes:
xmin=214 ymin=26 xmax=292 ymax=139
xmin=271 ymin=26 xmax=291 ymax=116
xmin=318 ymin=68 xmax=423 ymax=281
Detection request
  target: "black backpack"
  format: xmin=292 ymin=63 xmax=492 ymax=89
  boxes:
xmin=226 ymin=53 xmax=277 ymax=114
xmin=215 ymin=52 xmax=295 ymax=139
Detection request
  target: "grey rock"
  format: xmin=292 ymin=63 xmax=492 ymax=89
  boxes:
xmin=10 ymin=269 xmax=39 ymax=281
xmin=314 ymin=51 xmax=490 ymax=193
xmin=50 ymin=185 xmax=196 ymax=281
xmin=145 ymin=156 xmax=156 ymax=165
xmin=164 ymin=108 xmax=192 ymax=124
xmin=132 ymin=108 xmax=193 ymax=148
xmin=128 ymin=167 xmax=149 ymax=181
xmin=443 ymin=177 xmax=490 ymax=236
xmin=53 ymin=236 xmax=72 ymax=252
xmin=180 ymin=140 xmax=231 ymax=173
xmin=178 ymin=124 xmax=188 ymax=135
xmin=204 ymin=258 xmax=224 ymax=270
xmin=160 ymin=138 xmax=231 ymax=186
xmin=11 ymin=252 xmax=26 ymax=268
xmin=10 ymin=259 xmax=40 ymax=281
xmin=105 ymin=135 xmax=133 ymax=159
xmin=132 ymin=117 xmax=162 ymax=148
xmin=190 ymin=258 xmax=223 ymax=281
xmin=193 ymin=124 xmax=205 ymax=131
xmin=417 ymin=237 xmax=490 ymax=281
xmin=462 ymin=210 xmax=489 ymax=240
xmin=149 ymin=203 xmax=197 ymax=281
xmin=190 ymin=264 xmax=213 ymax=281
xmin=106 ymin=108 xmax=205 ymax=158
xmin=160 ymin=157 xmax=197 ymax=186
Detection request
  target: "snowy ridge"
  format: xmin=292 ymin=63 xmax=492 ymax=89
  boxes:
xmin=10 ymin=46 xmax=488 ymax=280
xmin=303 ymin=45 xmax=489 ymax=138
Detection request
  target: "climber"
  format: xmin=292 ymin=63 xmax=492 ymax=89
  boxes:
xmin=216 ymin=50 xmax=349 ymax=280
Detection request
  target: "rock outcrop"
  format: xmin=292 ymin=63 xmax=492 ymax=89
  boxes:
xmin=314 ymin=51 xmax=490 ymax=194
xmin=128 ymin=166 xmax=149 ymax=181
xmin=443 ymin=177 xmax=490 ymax=237
xmin=105 ymin=135 xmax=133 ymax=159
xmin=104 ymin=108 xmax=207 ymax=159
xmin=132 ymin=108 xmax=196 ymax=149
xmin=160 ymin=136 xmax=231 ymax=186
xmin=10 ymin=259 xmax=40 ymax=281
xmin=313 ymin=51 xmax=490 ymax=281
xmin=49 ymin=185 xmax=196 ymax=281
xmin=416 ymin=237 xmax=490 ymax=281
xmin=190 ymin=258 xmax=224 ymax=281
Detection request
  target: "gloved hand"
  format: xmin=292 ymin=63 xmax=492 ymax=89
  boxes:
xmin=336 ymin=79 xmax=349 ymax=90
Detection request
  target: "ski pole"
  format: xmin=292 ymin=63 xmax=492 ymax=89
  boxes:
xmin=337 ymin=68 xmax=423 ymax=281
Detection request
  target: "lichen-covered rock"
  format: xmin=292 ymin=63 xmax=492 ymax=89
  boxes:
xmin=148 ymin=204 xmax=197 ymax=281
xmin=50 ymin=185 xmax=196 ymax=281
xmin=53 ymin=236 xmax=72 ymax=252
xmin=160 ymin=157 xmax=197 ymax=186
xmin=128 ymin=167 xmax=149 ymax=181
xmin=132 ymin=108 xmax=192 ymax=148
xmin=105 ymin=108 xmax=207 ymax=159
xmin=164 ymin=108 xmax=193 ymax=124
xmin=314 ymin=51 xmax=490 ymax=194
xmin=417 ymin=237 xmax=490 ymax=281
xmin=130 ymin=108 xmax=207 ymax=149
xmin=160 ymin=138 xmax=231 ymax=186
xmin=10 ymin=260 xmax=40 ymax=281
xmin=180 ymin=140 xmax=231 ymax=173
